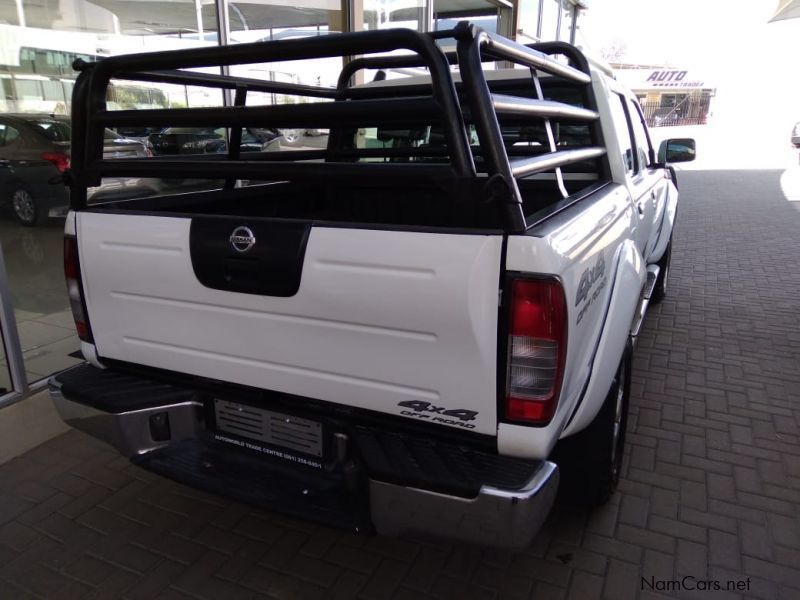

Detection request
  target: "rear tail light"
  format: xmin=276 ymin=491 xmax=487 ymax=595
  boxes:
xmin=41 ymin=151 xmax=70 ymax=173
xmin=505 ymin=278 xmax=567 ymax=425
xmin=64 ymin=236 xmax=93 ymax=342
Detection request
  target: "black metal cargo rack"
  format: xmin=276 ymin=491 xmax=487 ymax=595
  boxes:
xmin=67 ymin=21 xmax=607 ymax=233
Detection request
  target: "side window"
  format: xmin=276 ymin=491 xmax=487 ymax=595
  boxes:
xmin=628 ymin=99 xmax=652 ymax=171
xmin=608 ymin=93 xmax=635 ymax=175
xmin=0 ymin=124 xmax=20 ymax=147
xmin=6 ymin=126 xmax=20 ymax=145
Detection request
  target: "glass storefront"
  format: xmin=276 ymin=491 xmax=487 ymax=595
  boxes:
xmin=0 ymin=221 xmax=81 ymax=381
xmin=228 ymin=0 xmax=344 ymax=91
xmin=0 ymin=240 xmax=23 ymax=398
xmin=0 ymin=1 xmax=221 ymax=389
xmin=515 ymin=0 xmax=581 ymax=44
xmin=0 ymin=0 xmax=585 ymax=395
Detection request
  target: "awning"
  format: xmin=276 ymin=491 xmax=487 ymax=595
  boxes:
xmin=770 ymin=0 xmax=800 ymax=22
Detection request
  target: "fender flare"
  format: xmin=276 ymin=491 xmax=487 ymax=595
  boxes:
xmin=649 ymin=180 xmax=678 ymax=264
xmin=561 ymin=239 xmax=644 ymax=438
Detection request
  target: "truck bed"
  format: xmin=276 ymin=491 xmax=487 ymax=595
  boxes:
xmin=88 ymin=176 xmax=597 ymax=230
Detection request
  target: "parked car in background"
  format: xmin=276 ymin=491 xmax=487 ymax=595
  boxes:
xmin=112 ymin=126 xmax=165 ymax=147
xmin=792 ymin=121 xmax=800 ymax=148
xmin=280 ymin=128 xmax=330 ymax=149
xmin=0 ymin=114 xmax=150 ymax=226
xmin=148 ymin=127 xmax=282 ymax=155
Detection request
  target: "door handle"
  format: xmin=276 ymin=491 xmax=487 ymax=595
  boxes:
xmin=0 ymin=159 xmax=10 ymax=167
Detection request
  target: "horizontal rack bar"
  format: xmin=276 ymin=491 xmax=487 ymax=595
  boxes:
xmin=478 ymin=35 xmax=591 ymax=84
xmin=491 ymin=95 xmax=599 ymax=121
xmin=338 ymin=41 xmax=592 ymax=92
xmin=122 ymin=69 xmax=338 ymax=99
xmin=86 ymin=159 xmax=459 ymax=183
xmin=510 ymin=147 xmax=606 ymax=178
xmin=83 ymin=28 xmax=452 ymax=75
xmin=134 ymin=145 xmax=606 ymax=164
xmin=96 ymin=97 xmax=441 ymax=129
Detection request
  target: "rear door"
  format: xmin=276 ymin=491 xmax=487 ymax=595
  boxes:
xmin=626 ymin=98 xmax=668 ymax=261
xmin=609 ymin=92 xmax=660 ymax=260
xmin=77 ymin=212 xmax=503 ymax=436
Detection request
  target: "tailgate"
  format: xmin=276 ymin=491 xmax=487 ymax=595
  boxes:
xmin=77 ymin=213 xmax=503 ymax=436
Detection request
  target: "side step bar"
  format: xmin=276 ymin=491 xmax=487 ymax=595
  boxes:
xmin=630 ymin=264 xmax=660 ymax=342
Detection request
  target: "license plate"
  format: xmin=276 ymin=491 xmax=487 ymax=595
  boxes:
xmin=213 ymin=399 xmax=324 ymax=467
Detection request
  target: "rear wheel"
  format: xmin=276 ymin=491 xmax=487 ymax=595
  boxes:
xmin=11 ymin=186 xmax=48 ymax=227
xmin=553 ymin=340 xmax=632 ymax=506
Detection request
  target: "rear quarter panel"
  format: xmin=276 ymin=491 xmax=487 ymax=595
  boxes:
xmin=498 ymin=183 xmax=637 ymax=459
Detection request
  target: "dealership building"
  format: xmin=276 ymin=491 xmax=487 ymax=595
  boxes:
xmin=0 ymin=0 xmax=589 ymax=114
xmin=614 ymin=66 xmax=715 ymax=127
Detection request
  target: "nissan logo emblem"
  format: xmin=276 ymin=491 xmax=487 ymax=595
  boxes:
xmin=229 ymin=226 xmax=256 ymax=253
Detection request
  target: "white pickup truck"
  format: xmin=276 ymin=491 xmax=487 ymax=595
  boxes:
xmin=50 ymin=23 xmax=694 ymax=548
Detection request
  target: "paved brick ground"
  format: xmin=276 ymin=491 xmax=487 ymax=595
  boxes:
xmin=1 ymin=170 xmax=799 ymax=599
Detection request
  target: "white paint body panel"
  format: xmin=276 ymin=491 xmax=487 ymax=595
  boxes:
xmin=649 ymin=179 xmax=678 ymax=263
xmin=71 ymin=67 xmax=679 ymax=457
xmin=77 ymin=213 xmax=502 ymax=435
xmin=497 ymin=72 xmax=678 ymax=459
xmin=499 ymin=184 xmax=637 ymax=458
xmin=561 ymin=240 xmax=644 ymax=437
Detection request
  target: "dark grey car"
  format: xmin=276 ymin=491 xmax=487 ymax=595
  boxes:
xmin=0 ymin=114 xmax=149 ymax=226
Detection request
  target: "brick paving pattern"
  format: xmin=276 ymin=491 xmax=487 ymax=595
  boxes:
xmin=1 ymin=170 xmax=799 ymax=599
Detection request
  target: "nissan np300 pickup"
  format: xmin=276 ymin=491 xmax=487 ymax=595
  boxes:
xmin=51 ymin=23 xmax=693 ymax=548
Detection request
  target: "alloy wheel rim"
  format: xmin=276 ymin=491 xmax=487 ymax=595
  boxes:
xmin=12 ymin=189 xmax=35 ymax=223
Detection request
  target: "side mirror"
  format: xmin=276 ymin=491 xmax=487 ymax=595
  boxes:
xmin=658 ymin=138 xmax=696 ymax=163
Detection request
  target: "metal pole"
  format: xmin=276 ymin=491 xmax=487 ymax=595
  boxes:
xmin=536 ymin=0 xmax=544 ymax=39
xmin=15 ymin=0 xmax=25 ymax=28
xmin=0 ymin=244 xmax=28 ymax=397
xmin=424 ymin=0 xmax=434 ymax=33
xmin=195 ymin=0 xmax=205 ymax=38
xmin=555 ymin=0 xmax=562 ymax=41
xmin=344 ymin=0 xmax=365 ymax=85
xmin=215 ymin=0 xmax=233 ymax=107
xmin=570 ymin=7 xmax=578 ymax=45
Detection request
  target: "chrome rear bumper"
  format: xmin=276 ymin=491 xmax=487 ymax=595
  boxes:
xmin=50 ymin=373 xmax=558 ymax=549
xmin=50 ymin=378 xmax=204 ymax=457
xmin=370 ymin=462 xmax=558 ymax=548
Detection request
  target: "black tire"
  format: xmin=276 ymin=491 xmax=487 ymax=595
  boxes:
xmin=553 ymin=340 xmax=632 ymax=506
xmin=10 ymin=186 xmax=48 ymax=227
xmin=651 ymin=240 xmax=672 ymax=304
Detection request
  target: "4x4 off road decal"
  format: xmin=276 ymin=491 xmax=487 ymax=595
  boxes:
xmin=575 ymin=251 xmax=608 ymax=325
xmin=398 ymin=401 xmax=478 ymax=429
